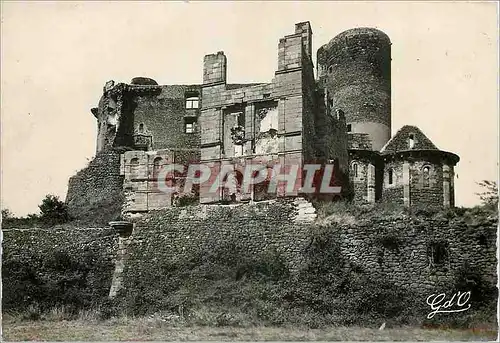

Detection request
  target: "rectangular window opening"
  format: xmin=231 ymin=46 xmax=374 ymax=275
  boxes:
xmin=184 ymin=117 xmax=197 ymax=134
xmin=428 ymin=242 xmax=448 ymax=266
xmin=185 ymin=91 xmax=200 ymax=109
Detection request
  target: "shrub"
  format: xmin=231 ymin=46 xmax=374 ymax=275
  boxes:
xmin=39 ymin=194 xmax=70 ymax=226
xmin=2 ymin=228 xmax=117 ymax=314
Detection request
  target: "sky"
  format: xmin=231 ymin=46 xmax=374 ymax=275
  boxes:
xmin=1 ymin=1 xmax=498 ymax=216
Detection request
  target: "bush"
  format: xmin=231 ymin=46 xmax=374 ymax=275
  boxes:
xmin=2 ymin=228 xmax=117 ymax=314
xmin=39 ymin=194 xmax=70 ymax=226
xmin=1 ymin=195 xmax=71 ymax=229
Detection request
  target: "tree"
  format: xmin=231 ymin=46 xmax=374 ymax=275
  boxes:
xmin=38 ymin=194 xmax=70 ymax=225
xmin=2 ymin=208 xmax=13 ymax=220
xmin=476 ymin=180 xmax=498 ymax=211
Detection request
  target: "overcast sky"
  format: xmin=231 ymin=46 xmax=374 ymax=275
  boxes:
xmin=1 ymin=1 xmax=498 ymax=216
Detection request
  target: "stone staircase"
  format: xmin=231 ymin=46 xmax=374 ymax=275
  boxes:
xmin=293 ymin=197 xmax=317 ymax=223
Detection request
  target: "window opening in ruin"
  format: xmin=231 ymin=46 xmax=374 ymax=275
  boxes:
xmin=388 ymin=169 xmax=394 ymax=185
xmin=347 ymin=124 xmax=352 ymax=132
xmin=184 ymin=117 xmax=197 ymax=134
xmin=328 ymin=65 xmax=333 ymax=74
xmin=236 ymin=111 xmax=245 ymax=127
xmin=352 ymin=163 xmax=358 ymax=177
xmin=185 ymin=123 xmax=194 ymax=133
xmin=153 ymin=157 xmax=162 ymax=177
xmin=478 ymin=234 xmax=487 ymax=246
xmin=409 ymin=133 xmax=415 ymax=149
xmin=428 ymin=242 xmax=448 ymax=266
xmin=222 ymin=170 xmax=243 ymax=203
xmin=422 ymin=165 xmax=431 ymax=188
xmin=185 ymin=93 xmax=200 ymax=109
xmin=138 ymin=123 xmax=144 ymax=133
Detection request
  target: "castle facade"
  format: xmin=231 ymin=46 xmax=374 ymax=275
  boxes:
xmin=67 ymin=22 xmax=459 ymax=215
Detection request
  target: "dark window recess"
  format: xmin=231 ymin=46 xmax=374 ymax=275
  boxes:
xmin=184 ymin=117 xmax=197 ymax=134
xmin=478 ymin=234 xmax=487 ymax=246
xmin=185 ymin=91 xmax=200 ymax=109
xmin=428 ymin=242 xmax=448 ymax=265
xmin=388 ymin=169 xmax=393 ymax=185
xmin=236 ymin=111 xmax=245 ymax=127
xmin=422 ymin=166 xmax=431 ymax=188
xmin=347 ymin=124 xmax=352 ymax=132
xmin=153 ymin=157 xmax=162 ymax=176
xmin=352 ymin=163 xmax=358 ymax=177
xmin=409 ymin=133 xmax=415 ymax=149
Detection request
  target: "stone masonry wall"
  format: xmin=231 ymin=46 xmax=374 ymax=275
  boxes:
xmin=130 ymin=85 xmax=201 ymax=151
xmin=409 ymin=160 xmax=444 ymax=208
xmin=66 ymin=149 xmax=125 ymax=222
xmin=332 ymin=213 xmax=497 ymax=293
xmin=317 ymin=28 xmax=391 ymax=151
xmin=381 ymin=161 xmax=405 ymax=205
xmin=2 ymin=202 xmax=496 ymax=308
xmin=118 ymin=202 xmax=497 ymax=297
xmin=350 ymin=160 xmax=368 ymax=203
xmin=123 ymin=200 xmax=312 ymax=276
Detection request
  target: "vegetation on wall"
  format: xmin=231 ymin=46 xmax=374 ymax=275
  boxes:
xmin=2 ymin=194 xmax=497 ymax=328
xmin=1 ymin=228 xmax=118 ymax=318
xmin=476 ymin=180 xmax=498 ymax=212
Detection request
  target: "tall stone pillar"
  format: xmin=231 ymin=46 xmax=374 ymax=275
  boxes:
xmin=108 ymin=221 xmax=133 ymax=298
xmin=367 ymin=163 xmax=376 ymax=203
xmin=403 ymin=162 xmax=410 ymax=207
xmin=443 ymin=164 xmax=451 ymax=208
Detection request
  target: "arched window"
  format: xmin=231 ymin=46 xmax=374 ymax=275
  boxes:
xmin=388 ymin=168 xmax=394 ymax=185
xmin=153 ymin=157 xmax=162 ymax=177
xmin=138 ymin=123 xmax=144 ymax=133
xmin=422 ymin=165 xmax=431 ymax=188
xmin=352 ymin=162 xmax=358 ymax=178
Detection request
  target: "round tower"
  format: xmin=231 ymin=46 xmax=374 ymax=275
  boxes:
xmin=317 ymin=28 xmax=391 ymax=151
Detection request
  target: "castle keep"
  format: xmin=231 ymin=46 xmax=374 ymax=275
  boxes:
xmin=66 ymin=22 xmax=459 ymax=216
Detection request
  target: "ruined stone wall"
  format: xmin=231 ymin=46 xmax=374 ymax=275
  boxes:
xmin=3 ymin=203 xmax=496 ymax=308
xmin=350 ymin=160 xmax=368 ymax=203
xmin=301 ymin=42 xmax=317 ymax=163
xmin=119 ymin=202 xmax=497 ymax=295
xmin=313 ymin=90 xmax=349 ymax=185
xmin=123 ymin=201 xmax=312 ymax=276
xmin=333 ymin=213 xmax=497 ymax=293
xmin=66 ymin=149 xmax=125 ymax=223
xmin=381 ymin=161 xmax=405 ymax=205
xmin=409 ymin=160 xmax=444 ymax=208
xmin=130 ymin=85 xmax=201 ymax=151
xmin=198 ymin=26 xmax=311 ymax=203
xmin=381 ymin=158 xmax=451 ymax=208
xmin=348 ymin=133 xmax=373 ymax=150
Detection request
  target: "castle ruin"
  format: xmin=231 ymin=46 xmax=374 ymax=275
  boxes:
xmin=66 ymin=22 xmax=459 ymax=217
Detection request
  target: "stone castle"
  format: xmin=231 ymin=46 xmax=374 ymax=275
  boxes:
xmin=66 ymin=22 xmax=459 ymax=216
